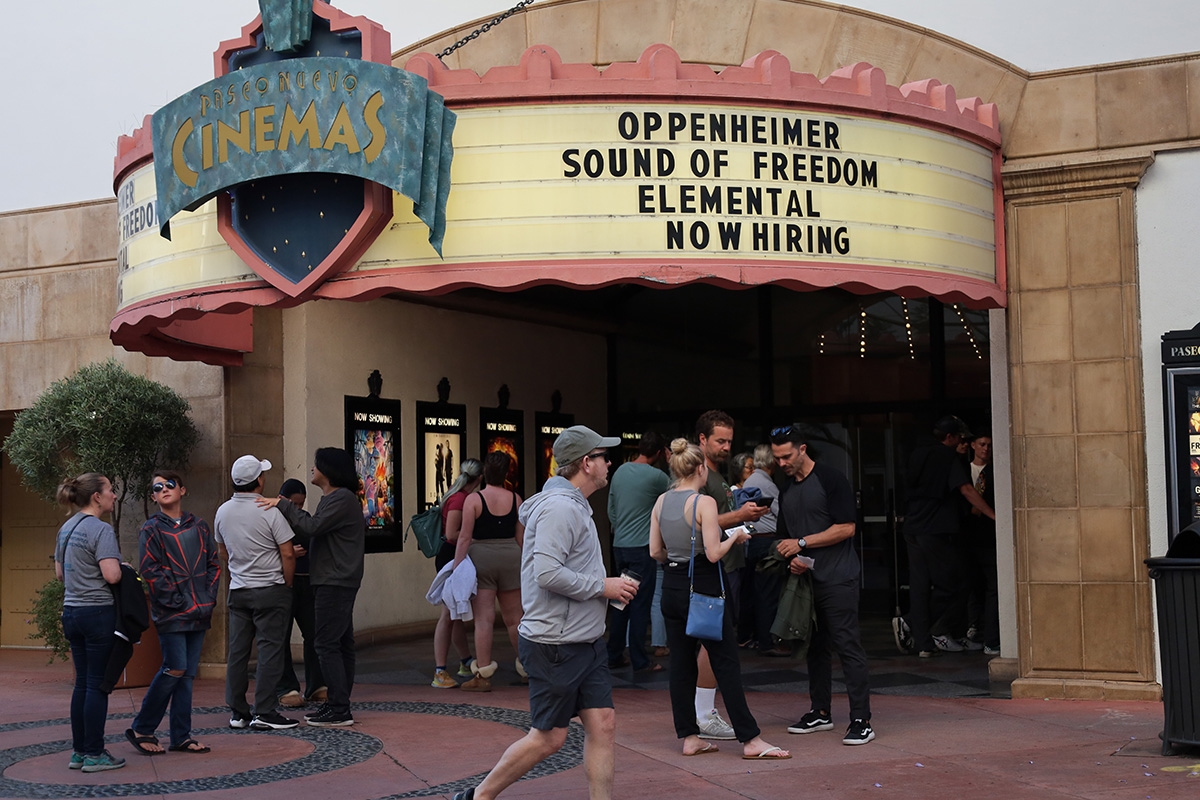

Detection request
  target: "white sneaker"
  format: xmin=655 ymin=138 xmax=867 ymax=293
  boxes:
xmin=983 ymin=644 xmax=1001 ymax=656
xmin=960 ymin=638 xmax=984 ymax=651
xmin=932 ymin=634 xmax=964 ymax=652
xmin=697 ymin=709 xmax=736 ymax=740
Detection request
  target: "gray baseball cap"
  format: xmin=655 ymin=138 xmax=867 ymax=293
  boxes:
xmin=231 ymin=454 xmax=272 ymax=484
xmin=553 ymin=425 xmax=620 ymax=465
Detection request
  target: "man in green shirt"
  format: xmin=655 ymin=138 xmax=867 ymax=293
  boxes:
xmin=606 ymin=431 xmax=669 ymax=672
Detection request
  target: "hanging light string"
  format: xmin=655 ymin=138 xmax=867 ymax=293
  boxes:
xmin=901 ymin=298 xmax=916 ymax=360
xmin=953 ymin=303 xmax=984 ymax=360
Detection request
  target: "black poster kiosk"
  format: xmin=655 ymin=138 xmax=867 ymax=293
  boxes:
xmin=1161 ymin=327 xmax=1200 ymax=539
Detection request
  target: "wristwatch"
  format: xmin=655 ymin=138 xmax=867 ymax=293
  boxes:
xmin=797 ymin=538 xmax=807 ymax=550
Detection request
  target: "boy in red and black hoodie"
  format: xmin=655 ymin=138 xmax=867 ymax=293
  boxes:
xmin=124 ymin=470 xmax=220 ymax=756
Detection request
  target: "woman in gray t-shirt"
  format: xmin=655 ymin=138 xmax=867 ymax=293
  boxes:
xmin=54 ymin=472 xmax=125 ymax=773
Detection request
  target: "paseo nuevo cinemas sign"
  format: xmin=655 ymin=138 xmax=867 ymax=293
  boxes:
xmin=151 ymin=57 xmax=453 ymax=253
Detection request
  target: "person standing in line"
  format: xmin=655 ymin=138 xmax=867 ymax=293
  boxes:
xmin=893 ymin=416 xmax=994 ymax=657
xmin=739 ymin=444 xmax=785 ymax=655
xmin=431 ymin=458 xmax=483 ymax=688
xmin=214 ymin=455 xmax=298 ymax=732
xmin=965 ymin=432 xmax=1000 ymax=655
xmin=452 ymin=426 xmax=638 ymax=800
xmin=274 ymin=479 xmax=326 ymax=708
xmin=693 ymin=410 xmax=769 ymax=739
xmin=262 ymin=448 xmax=365 ymax=728
xmin=650 ymin=439 xmax=791 ymax=760
xmin=55 ymin=472 xmax=126 ymax=773
xmin=125 ymin=470 xmax=219 ymax=755
xmin=770 ymin=424 xmax=876 ymax=745
xmin=606 ymin=430 xmax=669 ymax=673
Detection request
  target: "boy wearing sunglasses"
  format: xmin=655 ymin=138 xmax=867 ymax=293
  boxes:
xmin=125 ymin=471 xmax=220 ymax=756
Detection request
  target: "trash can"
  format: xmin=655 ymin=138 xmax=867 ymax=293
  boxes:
xmin=1145 ymin=526 xmax=1200 ymax=756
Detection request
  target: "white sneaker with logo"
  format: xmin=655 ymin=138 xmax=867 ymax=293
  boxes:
xmin=696 ymin=709 xmax=736 ymax=740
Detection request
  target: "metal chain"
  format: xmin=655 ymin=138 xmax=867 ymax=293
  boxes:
xmin=437 ymin=0 xmax=537 ymax=60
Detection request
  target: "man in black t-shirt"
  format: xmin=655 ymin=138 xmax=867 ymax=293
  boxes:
xmin=895 ymin=416 xmax=995 ymax=658
xmin=770 ymin=424 xmax=875 ymax=746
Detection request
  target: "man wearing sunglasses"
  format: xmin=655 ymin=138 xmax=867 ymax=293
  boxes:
xmin=455 ymin=426 xmax=636 ymax=800
xmin=769 ymin=424 xmax=875 ymax=746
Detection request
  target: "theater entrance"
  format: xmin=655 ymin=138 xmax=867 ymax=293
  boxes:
xmin=418 ymin=281 xmax=992 ymax=622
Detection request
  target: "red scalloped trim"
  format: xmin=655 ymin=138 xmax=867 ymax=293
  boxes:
xmin=405 ymin=44 xmax=1000 ymax=147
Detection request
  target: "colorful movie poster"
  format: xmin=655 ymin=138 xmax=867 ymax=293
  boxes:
xmin=480 ymin=407 xmax=524 ymax=496
xmin=534 ymin=411 xmax=574 ymax=491
xmin=344 ymin=395 xmax=401 ymax=553
xmin=416 ymin=401 xmax=467 ymax=512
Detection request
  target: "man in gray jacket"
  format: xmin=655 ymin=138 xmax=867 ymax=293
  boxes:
xmin=454 ymin=426 xmax=638 ymax=800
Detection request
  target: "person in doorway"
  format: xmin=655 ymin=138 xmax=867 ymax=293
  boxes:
xmin=452 ymin=426 xmax=637 ymax=800
xmin=893 ymin=416 xmax=995 ymax=657
xmin=274 ymin=479 xmax=326 ymax=708
xmin=431 ymin=458 xmax=483 ymax=688
xmin=651 ymin=438 xmax=791 ymax=760
xmin=965 ymin=432 xmax=1000 ymax=655
xmin=453 ymin=451 xmax=525 ymax=692
xmin=125 ymin=470 xmax=219 ymax=756
xmin=262 ymin=448 xmax=366 ymax=728
xmin=55 ymin=472 xmax=126 ymax=773
xmin=770 ymin=424 xmax=875 ymax=745
xmin=693 ymin=410 xmax=769 ymax=739
xmin=214 ymin=455 xmax=297 ymax=731
xmin=606 ymin=430 xmax=669 ymax=673
xmin=739 ymin=444 xmax=785 ymax=655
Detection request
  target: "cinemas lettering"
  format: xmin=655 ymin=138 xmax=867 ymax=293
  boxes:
xmin=560 ymin=109 xmax=876 ymax=255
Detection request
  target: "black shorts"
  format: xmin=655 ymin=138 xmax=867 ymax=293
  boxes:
xmin=518 ymin=635 xmax=613 ymax=730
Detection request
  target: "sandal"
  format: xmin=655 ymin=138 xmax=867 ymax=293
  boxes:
xmin=168 ymin=739 xmax=211 ymax=754
xmin=743 ymin=745 xmax=791 ymax=760
xmin=125 ymin=728 xmax=163 ymax=755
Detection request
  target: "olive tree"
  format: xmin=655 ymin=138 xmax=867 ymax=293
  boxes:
xmin=2 ymin=359 xmax=199 ymax=536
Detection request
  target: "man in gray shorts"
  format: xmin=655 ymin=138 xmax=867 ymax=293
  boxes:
xmin=453 ymin=426 xmax=638 ymax=800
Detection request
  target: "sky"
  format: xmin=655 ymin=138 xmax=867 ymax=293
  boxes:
xmin=2 ymin=0 xmax=1197 ymax=213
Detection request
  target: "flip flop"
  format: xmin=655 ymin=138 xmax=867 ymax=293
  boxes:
xmin=168 ymin=739 xmax=211 ymax=754
xmin=125 ymin=728 xmax=163 ymax=755
xmin=635 ymin=662 xmax=665 ymax=673
xmin=743 ymin=745 xmax=791 ymax=760
xmin=683 ymin=743 xmax=720 ymax=756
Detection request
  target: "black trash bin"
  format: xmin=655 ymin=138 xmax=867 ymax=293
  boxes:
xmin=1145 ymin=526 xmax=1200 ymax=756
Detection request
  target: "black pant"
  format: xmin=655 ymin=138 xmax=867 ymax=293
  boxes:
xmin=903 ymin=532 xmax=965 ymax=652
xmin=313 ymin=584 xmax=358 ymax=713
xmin=740 ymin=536 xmax=782 ymax=648
xmin=661 ymin=571 xmax=760 ymax=742
xmin=807 ymin=577 xmax=871 ymax=720
xmin=965 ymin=532 xmax=999 ymax=648
xmin=278 ymin=574 xmax=324 ymax=698
xmin=606 ymin=546 xmax=658 ymax=670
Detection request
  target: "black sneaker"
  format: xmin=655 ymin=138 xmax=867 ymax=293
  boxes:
xmin=451 ymin=789 xmax=475 ymax=800
xmin=250 ymin=711 xmax=299 ymax=730
xmin=303 ymin=703 xmax=329 ymax=721
xmin=306 ymin=707 xmax=354 ymax=727
xmin=787 ymin=709 xmax=834 ymax=734
xmin=843 ymin=718 xmax=875 ymax=745
xmin=229 ymin=711 xmax=252 ymax=729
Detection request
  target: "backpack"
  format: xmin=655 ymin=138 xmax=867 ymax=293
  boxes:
xmin=405 ymin=503 xmax=443 ymax=558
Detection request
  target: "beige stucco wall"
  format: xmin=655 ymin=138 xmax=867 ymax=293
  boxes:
xmin=281 ymin=297 xmax=608 ymax=637
xmin=395 ymin=0 xmax=1200 ymax=698
xmin=0 ymin=200 xmax=227 ymax=656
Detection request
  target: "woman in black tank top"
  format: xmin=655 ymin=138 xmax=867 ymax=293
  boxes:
xmin=452 ymin=452 xmax=525 ymax=691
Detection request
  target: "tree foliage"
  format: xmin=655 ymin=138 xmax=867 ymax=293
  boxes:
xmin=2 ymin=359 xmax=199 ymax=535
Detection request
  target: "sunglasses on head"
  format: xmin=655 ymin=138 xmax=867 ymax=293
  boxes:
xmin=769 ymin=424 xmax=801 ymax=443
xmin=152 ymin=479 xmax=178 ymax=493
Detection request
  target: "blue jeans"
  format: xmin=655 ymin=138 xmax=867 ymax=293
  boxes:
xmin=62 ymin=605 xmax=116 ymax=756
xmin=132 ymin=630 xmax=205 ymax=747
xmin=606 ymin=545 xmax=659 ymax=670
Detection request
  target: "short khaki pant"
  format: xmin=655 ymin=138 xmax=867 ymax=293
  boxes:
xmin=468 ymin=538 xmax=521 ymax=592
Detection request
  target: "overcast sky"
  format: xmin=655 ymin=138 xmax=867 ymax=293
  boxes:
xmin=3 ymin=0 xmax=1197 ymax=213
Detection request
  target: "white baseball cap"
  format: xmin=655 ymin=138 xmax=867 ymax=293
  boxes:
xmin=231 ymin=455 xmax=272 ymax=485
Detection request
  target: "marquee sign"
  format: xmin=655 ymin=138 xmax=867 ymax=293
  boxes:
xmin=112 ymin=40 xmax=1005 ymax=366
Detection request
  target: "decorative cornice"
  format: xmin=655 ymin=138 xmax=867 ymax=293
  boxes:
xmin=1002 ymin=152 xmax=1156 ymax=198
xmin=405 ymin=43 xmax=1000 ymax=146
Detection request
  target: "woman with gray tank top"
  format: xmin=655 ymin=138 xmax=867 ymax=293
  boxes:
xmin=649 ymin=439 xmax=791 ymax=760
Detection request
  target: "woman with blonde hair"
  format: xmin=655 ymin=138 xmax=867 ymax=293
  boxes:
xmin=649 ymin=439 xmax=790 ymax=759
xmin=430 ymin=458 xmax=483 ymax=688
xmin=55 ymin=473 xmax=126 ymax=773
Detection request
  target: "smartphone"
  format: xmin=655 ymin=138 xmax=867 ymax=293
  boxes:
xmin=751 ymin=496 xmax=773 ymax=507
